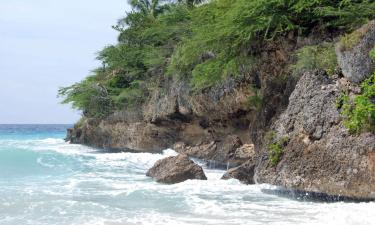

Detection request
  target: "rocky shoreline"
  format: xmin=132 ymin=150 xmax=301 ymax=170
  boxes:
xmin=66 ymin=21 xmax=375 ymax=201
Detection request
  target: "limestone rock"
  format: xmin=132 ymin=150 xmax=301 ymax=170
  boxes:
xmin=146 ymin=154 xmax=207 ymax=184
xmin=336 ymin=20 xmax=375 ymax=83
xmin=255 ymin=71 xmax=375 ymax=199
xmin=173 ymin=135 xmax=251 ymax=164
xmin=173 ymin=141 xmax=217 ymax=161
xmin=232 ymin=144 xmax=255 ymax=160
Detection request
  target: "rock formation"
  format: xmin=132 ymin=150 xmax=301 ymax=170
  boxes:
xmin=255 ymin=71 xmax=375 ymax=199
xmin=336 ymin=20 xmax=375 ymax=83
xmin=221 ymin=161 xmax=255 ymax=184
xmin=146 ymin=154 xmax=207 ymax=184
xmin=66 ymin=21 xmax=375 ymax=199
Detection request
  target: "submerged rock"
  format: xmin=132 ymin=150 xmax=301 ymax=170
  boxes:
xmin=221 ymin=161 xmax=255 ymax=184
xmin=146 ymin=154 xmax=207 ymax=184
xmin=336 ymin=20 xmax=375 ymax=83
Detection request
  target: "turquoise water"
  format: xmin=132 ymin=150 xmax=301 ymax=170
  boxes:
xmin=0 ymin=124 xmax=374 ymax=225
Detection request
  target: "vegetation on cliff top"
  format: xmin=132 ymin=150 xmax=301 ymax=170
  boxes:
xmin=59 ymin=0 xmax=375 ymax=118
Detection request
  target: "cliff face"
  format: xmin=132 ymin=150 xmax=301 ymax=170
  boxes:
xmin=255 ymin=71 xmax=375 ymax=199
xmin=67 ymin=35 xmax=300 ymax=155
xmin=67 ymin=22 xmax=375 ymax=199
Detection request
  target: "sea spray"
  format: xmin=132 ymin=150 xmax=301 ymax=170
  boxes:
xmin=0 ymin=125 xmax=374 ymax=225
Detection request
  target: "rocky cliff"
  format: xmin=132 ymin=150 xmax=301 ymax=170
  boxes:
xmin=67 ymin=22 xmax=375 ymax=200
xmin=255 ymin=71 xmax=375 ymax=199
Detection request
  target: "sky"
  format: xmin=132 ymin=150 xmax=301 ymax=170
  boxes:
xmin=0 ymin=0 xmax=130 ymax=124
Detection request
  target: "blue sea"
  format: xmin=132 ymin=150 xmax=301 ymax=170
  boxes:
xmin=0 ymin=124 xmax=373 ymax=225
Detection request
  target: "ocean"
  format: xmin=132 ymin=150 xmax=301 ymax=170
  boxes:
xmin=0 ymin=124 xmax=373 ymax=225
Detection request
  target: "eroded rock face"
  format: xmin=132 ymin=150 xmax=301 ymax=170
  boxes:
xmin=173 ymin=136 xmax=254 ymax=165
xmin=255 ymin=71 xmax=375 ymax=199
xmin=336 ymin=20 xmax=375 ymax=83
xmin=221 ymin=161 xmax=255 ymax=184
xmin=66 ymin=74 xmax=255 ymax=153
xmin=232 ymin=144 xmax=255 ymax=161
xmin=146 ymin=154 xmax=207 ymax=184
xmin=68 ymin=119 xmax=177 ymax=152
xmin=66 ymin=34 xmax=304 ymax=164
xmin=63 ymin=32 xmax=375 ymax=199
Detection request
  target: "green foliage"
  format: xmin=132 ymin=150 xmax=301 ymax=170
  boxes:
xmin=169 ymin=0 xmax=375 ymax=90
xmin=371 ymin=47 xmax=375 ymax=60
xmin=191 ymin=58 xmax=223 ymax=90
xmin=112 ymin=81 xmax=146 ymax=108
xmin=128 ymin=0 xmax=171 ymax=18
xmin=336 ymin=91 xmax=348 ymax=109
xmin=265 ymin=131 xmax=289 ymax=166
xmin=340 ymin=73 xmax=375 ymax=134
xmin=340 ymin=30 xmax=364 ymax=50
xmin=268 ymin=143 xmax=284 ymax=166
xmin=246 ymin=85 xmax=263 ymax=110
xmin=59 ymin=3 xmax=191 ymax=117
xmin=291 ymin=43 xmax=337 ymax=76
xmin=177 ymin=0 xmax=204 ymax=8
xmin=59 ymin=0 xmax=375 ymax=117
xmin=58 ymin=77 xmax=113 ymax=118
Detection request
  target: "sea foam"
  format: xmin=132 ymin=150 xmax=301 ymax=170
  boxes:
xmin=0 ymin=127 xmax=374 ymax=225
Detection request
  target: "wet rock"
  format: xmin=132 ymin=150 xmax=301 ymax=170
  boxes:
xmin=336 ymin=20 xmax=375 ymax=83
xmin=65 ymin=128 xmax=82 ymax=143
xmin=221 ymin=161 xmax=255 ymax=184
xmin=146 ymin=154 xmax=207 ymax=184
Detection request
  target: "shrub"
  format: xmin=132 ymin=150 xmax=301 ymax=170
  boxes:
xmin=371 ymin=47 xmax=375 ymax=60
xmin=265 ymin=131 xmax=289 ymax=166
xmin=59 ymin=0 xmax=375 ymax=117
xmin=58 ymin=77 xmax=114 ymax=118
xmin=291 ymin=43 xmax=337 ymax=76
xmin=169 ymin=0 xmax=375 ymax=90
xmin=268 ymin=142 xmax=284 ymax=166
xmin=112 ymin=81 xmax=146 ymax=108
xmin=341 ymin=73 xmax=375 ymax=134
xmin=246 ymin=85 xmax=263 ymax=110
xmin=339 ymin=30 xmax=364 ymax=50
xmin=59 ymin=3 xmax=191 ymax=117
xmin=339 ymin=47 xmax=375 ymax=134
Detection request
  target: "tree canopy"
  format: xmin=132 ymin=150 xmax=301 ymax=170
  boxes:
xmin=59 ymin=0 xmax=375 ymax=118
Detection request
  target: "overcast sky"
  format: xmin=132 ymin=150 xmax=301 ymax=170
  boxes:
xmin=0 ymin=0 xmax=130 ymax=124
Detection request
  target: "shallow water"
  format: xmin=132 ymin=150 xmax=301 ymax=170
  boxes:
xmin=0 ymin=124 xmax=374 ymax=225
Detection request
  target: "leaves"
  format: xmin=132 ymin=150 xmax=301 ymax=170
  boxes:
xmin=341 ymin=73 xmax=375 ymax=134
xmin=169 ymin=0 xmax=374 ymax=90
xmin=59 ymin=0 xmax=375 ymax=118
xmin=291 ymin=43 xmax=337 ymax=76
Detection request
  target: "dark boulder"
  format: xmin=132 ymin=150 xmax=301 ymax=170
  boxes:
xmin=146 ymin=154 xmax=207 ymax=184
xmin=221 ymin=161 xmax=255 ymax=184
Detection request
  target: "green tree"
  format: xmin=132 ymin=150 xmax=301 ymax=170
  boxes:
xmin=59 ymin=0 xmax=375 ymax=118
xmin=128 ymin=0 xmax=169 ymax=17
xmin=178 ymin=0 xmax=204 ymax=7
